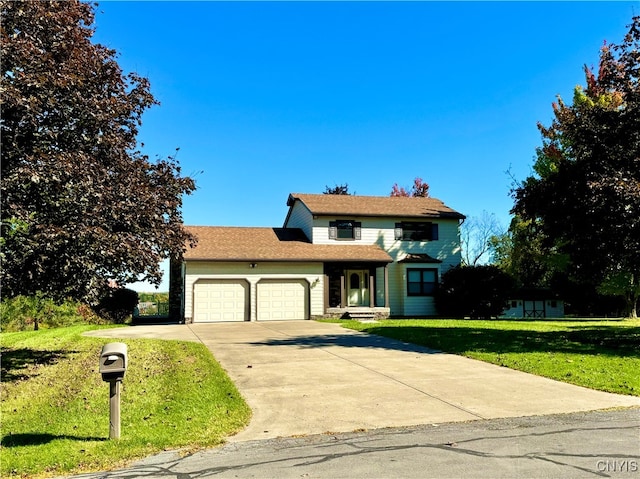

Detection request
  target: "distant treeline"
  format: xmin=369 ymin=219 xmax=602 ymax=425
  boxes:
xmin=137 ymin=292 xmax=169 ymax=303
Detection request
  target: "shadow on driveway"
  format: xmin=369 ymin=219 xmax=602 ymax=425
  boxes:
xmin=248 ymin=332 xmax=440 ymax=354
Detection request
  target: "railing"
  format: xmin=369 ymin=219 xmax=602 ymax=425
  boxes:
xmin=135 ymin=302 xmax=169 ymax=317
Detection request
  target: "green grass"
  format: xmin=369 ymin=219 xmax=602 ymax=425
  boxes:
xmin=332 ymin=318 xmax=640 ymax=396
xmin=1 ymin=325 xmax=251 ymax=478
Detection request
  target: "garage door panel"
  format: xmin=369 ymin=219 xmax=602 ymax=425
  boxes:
xmin=257 ymin=280 xmax=308 ymax=321
xmin=194 ymin=280 xmax=248 ymax=322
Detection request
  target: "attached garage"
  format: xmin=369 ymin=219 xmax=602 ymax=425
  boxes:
xmin=257 ymin=279 xmax=308 ymax=321
xmin=193 ymin=279 xmax=248 ymax=322
xmin=179 ymin=226 xmax=393 ymax=323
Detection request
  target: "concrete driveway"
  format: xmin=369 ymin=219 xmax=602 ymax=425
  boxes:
xmin=85 ymin=321 xmax=640 ymax=441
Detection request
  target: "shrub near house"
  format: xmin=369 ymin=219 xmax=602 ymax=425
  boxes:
xmin=0 ymin=295 xmax=108 ymax=331
xmin=435 ymin=265 xmax=516 ymax=319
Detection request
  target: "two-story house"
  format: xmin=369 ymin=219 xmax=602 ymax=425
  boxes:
xmin=173 ymin=193 xmax=465 ymax=322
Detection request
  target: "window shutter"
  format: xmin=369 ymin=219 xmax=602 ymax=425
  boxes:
xmin=329 ymin=222 xmax=337 ymax=240
xmin=431 ymin=223 xmax=439 ymax=241
xmin=354 ymin=222 xmax=362 ymax=240
xmin=394 ymin=223 xmax=403 ymax=240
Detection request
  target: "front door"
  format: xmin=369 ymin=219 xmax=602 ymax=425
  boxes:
xmin=347 ymin=270 xmax=370 ymax=306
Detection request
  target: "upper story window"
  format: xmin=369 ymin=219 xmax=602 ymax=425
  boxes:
xmin=329 ymin=220 xmax=361 ymax=240
xmin=395 ymin=222 xmax=439 ymax=241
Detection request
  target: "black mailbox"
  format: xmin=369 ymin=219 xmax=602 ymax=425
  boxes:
xmin=99 ymin=342 xmax=128 ymax=382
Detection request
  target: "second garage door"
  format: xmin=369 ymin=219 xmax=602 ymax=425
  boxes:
xmin=193 ymin=280 xmax=248 ymax=322
xmin=257 ymin=280 xmax=308 ymax=321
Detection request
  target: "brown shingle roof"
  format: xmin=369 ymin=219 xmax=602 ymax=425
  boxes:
xmin=287 ymin=193 xmax=465 ymax=219
xmin=184 ymin=226 xmax=392 ymax=262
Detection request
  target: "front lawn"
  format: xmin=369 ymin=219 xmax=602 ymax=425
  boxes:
xmin=0 ymin=325 xmax=251 ymax=478
xmin=335 ymin=318 xmax=640 ymax=396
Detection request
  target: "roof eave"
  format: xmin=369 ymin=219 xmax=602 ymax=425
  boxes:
xmin=184 ymin=257 xmax=393 ymax=263
xmin=311 ymin=212 xmax=466 ymax=220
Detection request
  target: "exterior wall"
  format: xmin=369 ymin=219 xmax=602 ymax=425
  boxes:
xmin=387 ymin=261 xmax=405 ymax=316
xmin=184 ymin=261 xmax=324 ymax=322
xmin=546 ymin=301 xmax=565 ymax=318
xmin=311 ymin=216 xmax=462 ymax=317
xmin=396 ymin=263 xmax=439 ymax=317
xmin=283 ymin=201 xmax=314 ymax=240
xmin=310 ymin=216 xmax=461 ymax=266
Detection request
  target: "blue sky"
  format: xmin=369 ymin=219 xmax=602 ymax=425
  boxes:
xmin=92 ymin=1 xmax=637 ymax=290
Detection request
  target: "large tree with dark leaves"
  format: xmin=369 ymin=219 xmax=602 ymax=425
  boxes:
xmin=1 ymin=0 xmax=196 ymax=303
xmin=513 ymin=16 xmax=640 ymax=318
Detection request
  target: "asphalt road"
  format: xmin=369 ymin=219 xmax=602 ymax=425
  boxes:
xmin=66 ymin=408 xmax=639 ymax=479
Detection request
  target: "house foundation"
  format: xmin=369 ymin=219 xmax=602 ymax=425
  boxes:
xmin=321 ymin=307 xmax=391 ymax=320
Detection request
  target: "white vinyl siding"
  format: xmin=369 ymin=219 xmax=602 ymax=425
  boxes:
xmin=404 ymin=294 xmax=438 ymax=317
xmin=387 ymin=262 xmax=405 ymax=316
xmin=310 ymin=217 xmax=461 ymax=267
xmin=283 ymin=201 xmax=313 ymax=240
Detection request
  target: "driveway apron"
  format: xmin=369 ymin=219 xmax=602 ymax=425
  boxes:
xmin=85 ymin=321 xmax=640 ymax=441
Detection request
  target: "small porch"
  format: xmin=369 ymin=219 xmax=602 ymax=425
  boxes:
xmin=322 ymin=261 xmax=390 ymax=319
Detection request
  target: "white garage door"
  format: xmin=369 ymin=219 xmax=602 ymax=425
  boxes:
xmin=257 ymin=280 xmax=308 ymax=321
xmin=193 ymin=280 xmax=248 ymax=322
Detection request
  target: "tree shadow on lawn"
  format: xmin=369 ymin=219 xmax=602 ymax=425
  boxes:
xmin=0 ymin=348 xmax=74 ymax=382
xmin=1 ymin=432 xmax=106 ymax=447
xmin=359 ymin=325 xmax=640 ymax=357
xmin=250 ymin=326 xmax=640 ymax=357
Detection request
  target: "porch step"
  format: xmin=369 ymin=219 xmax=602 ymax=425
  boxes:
xmin=347 ymin=310 xmax=377 ymax=320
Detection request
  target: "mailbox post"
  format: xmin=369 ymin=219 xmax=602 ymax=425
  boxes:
xmin=99 ymin=342 xmax=128 ymax=439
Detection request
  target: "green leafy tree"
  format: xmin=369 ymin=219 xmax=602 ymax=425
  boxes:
xmin=512 ymin=16 xmax=640 ymax=318
xmin=0 ymin=294 xmax=86 ymax=331
xmin=1 ymin=0 xmax=196 ymax=303
xmin=490 ymin=217 xmax=619 ymax=316
xmin=489 ymin=215 xmax=560 ymax=288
